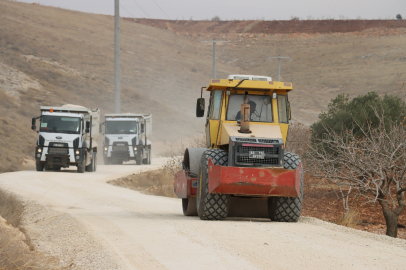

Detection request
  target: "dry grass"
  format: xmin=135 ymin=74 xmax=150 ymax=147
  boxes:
xmin=110 ymin=135 xmax=206 ymax=197
xmin=109 ymin=169 xmax=176 ymax=198
xmin=336 ymin=209 xmax=361 ymax=228
xmin=0 ymin=189 xmax=60 ymax=270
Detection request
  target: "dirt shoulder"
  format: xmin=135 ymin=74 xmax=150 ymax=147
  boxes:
xmin=0 ymin=188 xmax=122 ymax=270
xmin=0 ymin=189 xmax=59 ymax=269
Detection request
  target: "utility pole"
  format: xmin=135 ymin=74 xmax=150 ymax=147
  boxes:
xmin=269 ymin=55 xmax=290 ymax=81
xmin=201 ymin=39 xmax=229 ymax=79
xmin=114 ymin=0 xmax=121 ymax=113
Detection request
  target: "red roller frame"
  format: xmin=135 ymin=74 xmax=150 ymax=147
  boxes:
xmin=174 ymin=159 xmax=301 ymax=199
xmin=174 ymin=170 xmax=197 ymax=198
xmin=208 ymin=158 xmax=301 ymax=197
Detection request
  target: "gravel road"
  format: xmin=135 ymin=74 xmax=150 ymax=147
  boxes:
xmin=0 ymin=158 xmax=405 ymax=269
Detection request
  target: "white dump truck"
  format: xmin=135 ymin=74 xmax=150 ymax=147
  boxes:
xmin=102 ymin=114 xmax=152 ymax=165
xmin=31 ymin=104 xmax=100 ymax=173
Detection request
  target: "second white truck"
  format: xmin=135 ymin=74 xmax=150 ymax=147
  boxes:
xmin=102 ymin=114 xmax=152 ymax=165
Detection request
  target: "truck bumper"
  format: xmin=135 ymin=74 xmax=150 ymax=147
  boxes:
xmin=110 ymin=150 xmax=130 ymax=161
xmin=45 ymin=154 xmax=70 ymax=168
xmin=174 ymin=158 xmax=302 ymax=198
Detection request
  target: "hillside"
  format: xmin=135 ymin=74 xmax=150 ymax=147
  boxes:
xmin=134 ymin=18 xmax=406 ymax=34
xmin=0 ymin=0 xmax=405 ymax=172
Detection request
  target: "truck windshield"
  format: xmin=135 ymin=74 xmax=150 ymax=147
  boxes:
xmin=40 ymin=116 xmax=81 ymax=134
xmin=105 ymin=121 xmax=137 ymax=134
xmin=226 ymin=94 xmax=273 ymax=122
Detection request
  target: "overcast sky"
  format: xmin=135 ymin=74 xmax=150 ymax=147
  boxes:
xmin=17 ymin=0 xmax=405 ymax=20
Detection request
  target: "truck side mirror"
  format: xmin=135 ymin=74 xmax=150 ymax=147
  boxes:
xmin=31 ymin=118 xmax=36 ymax=130
xmin=287 ymin=101 xmax=292 ymax=120
xmin=85 ymin=121 xmax=90 ymax=133
xmin=196 ymin=98 xmax=205 ymax=117
xmin=141 ymin=123 xmax=145 ymax=133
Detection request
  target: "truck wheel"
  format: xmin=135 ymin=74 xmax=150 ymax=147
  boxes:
xmin=104 ymin=156 xmax=110 ymax=165
xmin=36 ymin=160 xmax=44 ymax=171
xmin=86 ymin=152 xmax=97 ymax=172
xmin=86 ymin=152 xmax=95 ymax=172
xmin=77 ymin=159 xmax=85 ymax=173
xmin=196 ymin=149 xmax=228 ymax=220
xmin=182 ymin=198 xmax=197 ymax=216
xmin=268 ymin=152 xmax=303 ymax=222
xmin=136 ymin=157 xmax=142 ymax=165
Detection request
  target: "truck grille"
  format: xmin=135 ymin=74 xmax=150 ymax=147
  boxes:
xmin=48 ymin=147 xmax=69 ymax=155
xmin=112 ymin=142 xmax=128 ymax=152
xmin=73 ymin=138 xmax=80 ymax=149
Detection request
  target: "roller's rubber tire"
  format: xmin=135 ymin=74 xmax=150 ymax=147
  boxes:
xmin=182 ymin=198 xmax=197 ymax=216
xmin=196 ymin=149 xmax=228 ymax=220
xmin=268 ymin=152 xmax=303 ymax=222
xmin=86 ymin=152 xmax=95 ymax=172
xmin=36 ymin=160 xmax=44 ymax=171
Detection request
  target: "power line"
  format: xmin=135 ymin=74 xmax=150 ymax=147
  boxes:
xmin=131 ymin=0 xmax=150 ymax=18
xmin=120 ymin=4 xmax=135 ymax=18
xmin=151 ymin=0 xmax=170 ymax=20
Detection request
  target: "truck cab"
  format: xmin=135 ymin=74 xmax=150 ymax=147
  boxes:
xmin=102 ymin=114 xmax=152 ymax=165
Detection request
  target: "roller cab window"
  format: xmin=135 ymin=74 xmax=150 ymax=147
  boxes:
xmin=226 ymin=94 xmax=273 ymax=123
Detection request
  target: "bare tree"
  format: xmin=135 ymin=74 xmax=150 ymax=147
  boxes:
xmin=286 ymin=121 xmax=310 ymax=159
xmin=306 ymin=112 xmax=406 ymax=237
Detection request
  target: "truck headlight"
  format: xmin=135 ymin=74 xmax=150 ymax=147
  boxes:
xmin=37 ymin=154 xmax=41 ymax=158
xmin=133 ymin=147 xmax=137 ymax=151
xmin=75 ymin=150 xmax=80 ymax=155
xmin=37 ymin=148 xmax=42 ymax=153
xmin=104 ymin=147 xmax=108 ymax=151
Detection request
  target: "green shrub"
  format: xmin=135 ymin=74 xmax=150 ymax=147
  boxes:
xmin=310 ymin=92 xmax=406 ymax=143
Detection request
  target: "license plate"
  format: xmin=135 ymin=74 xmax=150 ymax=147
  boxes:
xmin=249 ymin=151 xmax=265 ymax=159
xmin=117 ymin=143 xmax=125 ymax=146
